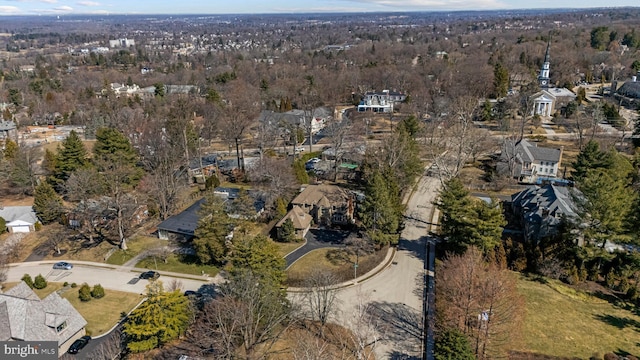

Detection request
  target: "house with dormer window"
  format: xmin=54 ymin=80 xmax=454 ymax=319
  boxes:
xmin=0 ymin=282 xmax=87 ymax=356
xmin=501 ymin=139 xmax=563 ymax=184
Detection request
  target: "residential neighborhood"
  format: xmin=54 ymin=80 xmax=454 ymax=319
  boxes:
xmin=1 ymin=6 xmax=640 ymax=360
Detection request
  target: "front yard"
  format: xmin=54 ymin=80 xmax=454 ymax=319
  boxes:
xmin=2 ymin=282 xmax=143 ymax=336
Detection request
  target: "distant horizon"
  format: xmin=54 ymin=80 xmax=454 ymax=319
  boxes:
xmin=0 ymin=0 xmax=638 ymax=17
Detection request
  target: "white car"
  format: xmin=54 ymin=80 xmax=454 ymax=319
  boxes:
xmin=295 ymin=146 xmax=305 ymax=153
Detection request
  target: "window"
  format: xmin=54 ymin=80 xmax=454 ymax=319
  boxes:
xmin=56 ymin=321 xmax=67 ymax=333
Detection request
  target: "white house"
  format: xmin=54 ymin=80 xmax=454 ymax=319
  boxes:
xmin=0 ymin=206 xmax=39 ymax=233
xmin=357 ymin=90 xmax=407 ymax=113
xmin=506 ymin=139 xmax=564 ymax=183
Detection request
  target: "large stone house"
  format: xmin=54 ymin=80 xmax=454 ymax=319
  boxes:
xmin=290 ymin=184 xmax=355 ymax=227
xmin=0 ymin=282 xmax=88 ymax=356
xmin=511 ymin=184 xmax=580 ymax=243
xmin=275 ymin=205 xmax=312 ymax=239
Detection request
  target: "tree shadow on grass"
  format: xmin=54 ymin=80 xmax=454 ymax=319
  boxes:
xmin=367 ymin=301 xmax=422 ymax=357
xmin=594 ymin=313 xmax=640 ymax=331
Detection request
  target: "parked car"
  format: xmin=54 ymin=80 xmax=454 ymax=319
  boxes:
xmin=184 ymin=290 xmax=203 ymax=298
xmin=139 ymin=271 xmax=160 ymax=280
xmin=67 ymin=335 xmax=91 ymax=354
xmin=53 ymin=262 xmax=73 ymax=270
xmin=295 ymin=146 xmax=305 ymax=153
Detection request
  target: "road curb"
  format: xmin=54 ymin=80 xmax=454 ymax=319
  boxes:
xmin=287 ymin=246 xmax=397 ymax=293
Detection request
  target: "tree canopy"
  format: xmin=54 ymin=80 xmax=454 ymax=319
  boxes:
xmin=52 ymin=130 xmax=88 ymax=188
xmin=124 ymin=281 xmax=192 ymax=353
xmin=194 ymin=194 xmax=235 ymax=265
xmin=33 ymin=181 xmax=63 ymax=224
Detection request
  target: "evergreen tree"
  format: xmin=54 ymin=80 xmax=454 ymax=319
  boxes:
xmin=194 ymin=194 xmax=235 ymax=264
xmin=52 ymin=130 xmax=88 ymax=188
xmin=436 ymin=178 xmax=475 ymax=254
xmin=468 ymin=199 xmax=506 ymax=253
xmin=124 ymin=281 xmax=192 ymax=353
xmin=33 ymin=274 xmax=47 ymax=289
xmin=435 ymin=328 xmax=475 ymax=360
xmin=33 ymin=181 xmax=63 ymax=224
xmin=278 ymin=218 xmax=296 ymax=242
xmin=3 ymin=139 xmax=18 ymax=159
xmin=397 ymin=115 xmax=421 ymax=138
xmin=229 ymin=234 xmax=286 ymax=288
xmin=493 ymin=62 xmax=510 ymax=98
xmin=92 ymin=127 xmax=142 ymax=249
xmin=577 ymin=160 xmax=635 ymax=247
xmin=359 ymin=169 xmax=402 ymax=247
xmin=93 ymin=127 xmax=142 ymax=184
xmin=571 ymin=140 xmax=613 ymax=183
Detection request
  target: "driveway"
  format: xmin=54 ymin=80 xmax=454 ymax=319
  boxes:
xmin=284 ymin=228 xmax=349 ymax=268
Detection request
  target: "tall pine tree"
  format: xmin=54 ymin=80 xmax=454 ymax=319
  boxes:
xmin=194 ymin=194 xmax=235 ymax=264
xmin=33 ymin=181 xmax=64 ymax=224
xmin=52 ymin=130 xmax=88 ymax=189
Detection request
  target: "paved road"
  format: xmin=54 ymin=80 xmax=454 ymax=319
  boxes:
xmin=284 ymin=228 xmax=349 ymax=268
xmin=5 ymin=260 xmax=216 ymax=295
xmin=334 ymin=175 xmax=441 ymax=360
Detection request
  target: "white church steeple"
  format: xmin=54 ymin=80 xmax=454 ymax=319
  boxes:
xmin=538 ymin=40 xmax=551 ymax=88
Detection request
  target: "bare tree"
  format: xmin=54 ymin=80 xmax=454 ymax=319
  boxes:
xmin=85 ymin=327 xmax=124 ymax=360
xmin=220 ymin=80 xmax=261 ymax=172
xmin=436 ymin=247 xmax=524 ymax=360
xmin=291 ymin=329 xmax=331 ymax=360
xmin=0 ymin=253 xmax=8 ymax=283
xmin=138 ymin=123 xmax=188 ymax=220
xmin=248 ymin=156 xmax=297 ymax=211
xmin=426 ymin=95 xmax=480 ymax=180
xmin=189 ymin=296 xmax=243 ymax=359
xmin=302 ymin=269 xmax=341 ymax=329
xmin=342 ymin=289 xmax=378 ymax=360
xmin=45 ymin=224 xmax=68 ymax=255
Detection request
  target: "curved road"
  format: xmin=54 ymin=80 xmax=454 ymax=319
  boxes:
xmin=334 ymin=174 xmax=441 ymax=360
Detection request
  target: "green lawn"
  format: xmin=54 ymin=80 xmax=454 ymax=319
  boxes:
xmin=106 ymin=235 xmax=166 ymax=265
xmin=61 ymin=287 xmax=143 ymax=336
xmin=135 ymin=254 xmax=219 ymax=277
xmin=516 ymin=275 xmax=640 ymax=358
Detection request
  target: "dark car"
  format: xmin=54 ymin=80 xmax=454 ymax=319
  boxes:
xmin=139 ymin=271 xmax=160 ymax=280
xmin=67 ymin=335 xmax=91 ymax=354
xmin=53 ymin=261 xmax=73 ymax=270
xmin=184 ymin=290 xmax=203 ymax=298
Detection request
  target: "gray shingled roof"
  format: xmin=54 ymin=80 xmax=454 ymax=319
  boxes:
xmin=0 ymin=282 xmax=87 ymax=342
xmin=157 ymin=198 xmax=205 ymax=237
xmin=157 ymin=188 xmax=264 ymax=237
xmin=511 ymin=184 xmax=580 ymax=241
xmin=616 ymin=81 xmax=640 ymax=99
xmin=0 ymin=206 xmax=38 ymax=224
xmin=517 ymin=139 xmax=561 ymax=163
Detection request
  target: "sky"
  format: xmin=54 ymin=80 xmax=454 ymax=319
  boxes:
xmin=0 ymin=0 xmax=638 ymax=16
